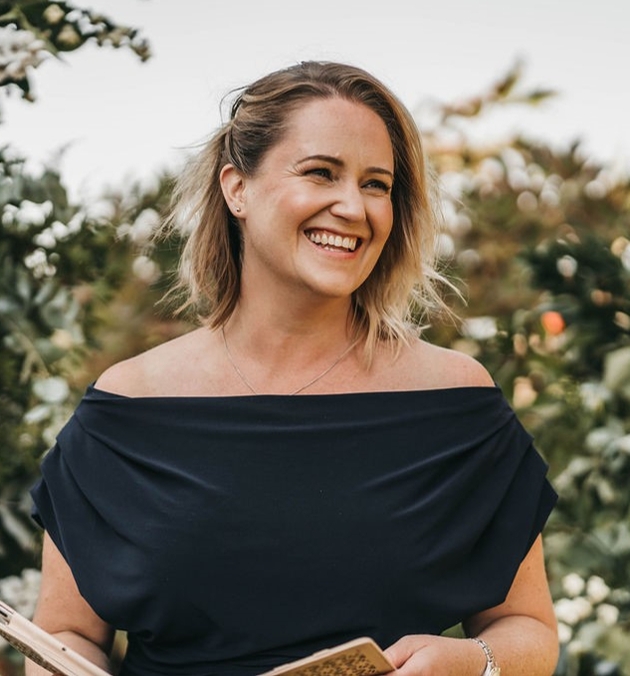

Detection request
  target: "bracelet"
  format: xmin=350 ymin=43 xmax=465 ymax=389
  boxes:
xmin=469 ymin=637 xmax=501 ymax=676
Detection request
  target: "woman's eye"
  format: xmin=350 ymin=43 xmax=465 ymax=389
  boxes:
xmin=306 ymin=167 xmax=333 ymax=180
xmin=365 ymin=179 xmax=392 ymax=194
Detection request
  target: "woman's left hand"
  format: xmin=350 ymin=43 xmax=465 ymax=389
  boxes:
xmin=384 ymin=634 xmax=484 ymax=676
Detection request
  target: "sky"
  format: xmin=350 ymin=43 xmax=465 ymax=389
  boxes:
xmin=2 ymin=0 xmax=629 ymax=202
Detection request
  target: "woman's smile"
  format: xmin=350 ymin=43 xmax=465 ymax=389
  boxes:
xmin=305 ymin=229 xmax=359 ymax=252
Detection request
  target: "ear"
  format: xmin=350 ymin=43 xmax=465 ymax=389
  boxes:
xmin=220 ymin=164 xmax=246 ymax=217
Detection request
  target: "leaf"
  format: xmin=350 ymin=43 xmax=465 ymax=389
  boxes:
xmin=603 ymin=347 xmax=630 ymax=392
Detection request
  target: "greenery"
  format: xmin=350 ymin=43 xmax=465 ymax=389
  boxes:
xmin=1 ymin=3 xmax=629 ymax=675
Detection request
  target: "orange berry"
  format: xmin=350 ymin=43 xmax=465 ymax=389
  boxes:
xmin=541 ymin=311 xmax=565 ymax=335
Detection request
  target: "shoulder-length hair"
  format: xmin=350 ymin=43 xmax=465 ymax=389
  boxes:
xmin=161 ymin=60 xmax=455 ymax=362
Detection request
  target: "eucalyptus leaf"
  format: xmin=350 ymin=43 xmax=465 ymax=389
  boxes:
xmin=22 ymin=403 xmax=51 ymax=424
xmin=603 ymin=346 xmax=630 ymax=394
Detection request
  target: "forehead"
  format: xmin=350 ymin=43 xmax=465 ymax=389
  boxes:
xmin=275 ymin=97 xmax=394 ymax=166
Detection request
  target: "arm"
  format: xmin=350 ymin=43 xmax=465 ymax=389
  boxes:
xmin=384 ymin=535 xmax=559 ymax=676
xmin=25 ymin=533 xmax=115 ymax=676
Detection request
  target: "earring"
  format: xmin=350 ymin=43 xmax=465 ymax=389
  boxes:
xmin=235 ymin=206 xmax=241 ymax=213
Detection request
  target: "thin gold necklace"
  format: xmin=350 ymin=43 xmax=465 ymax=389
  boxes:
xmin=221 ymin=325 xmax=358 ymax=395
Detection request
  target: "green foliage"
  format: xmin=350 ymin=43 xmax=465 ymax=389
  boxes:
xmin=0 ymin=0 xmax=151 ymax=585
xmin=0 ymin=0 xmax=149 ymax=105
xmin=422 ymin=70 xmax=630 ymax=674
xmin=0 ymin=146 xmax=135 ymax=576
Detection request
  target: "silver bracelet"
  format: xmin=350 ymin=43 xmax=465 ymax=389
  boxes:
xmin=470 ymin=637 xmax=501 ymax=676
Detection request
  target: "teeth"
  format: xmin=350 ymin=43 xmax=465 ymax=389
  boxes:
xmin=306 ymin=231 xmax=358 ymax=252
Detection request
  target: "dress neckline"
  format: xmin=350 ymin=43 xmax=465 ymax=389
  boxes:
xmin=86 ymin=381 xmax=500 ymax=401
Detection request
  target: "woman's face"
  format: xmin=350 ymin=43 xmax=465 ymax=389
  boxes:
xmin=230 ymin=96 xmax=395 ymax=303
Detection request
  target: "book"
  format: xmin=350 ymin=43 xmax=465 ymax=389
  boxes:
xmin=1 ymin=600 xmax=394 ymax=676
xmin=258 ymin=637 xmax=394 ymax=676
xmin=0 ymin=600 xmax=110 ymax=676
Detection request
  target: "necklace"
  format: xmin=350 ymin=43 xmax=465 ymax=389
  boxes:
xmin=221 ymin=325 xmax=358 ymax=396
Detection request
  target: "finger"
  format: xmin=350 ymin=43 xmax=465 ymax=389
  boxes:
xmin=383 ymin=635 xmax=426 ymax=669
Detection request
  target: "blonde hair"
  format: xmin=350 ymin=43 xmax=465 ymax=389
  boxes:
xmin=162 ymin=60 xmax=455 ymax=362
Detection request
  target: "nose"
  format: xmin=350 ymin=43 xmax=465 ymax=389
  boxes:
xmin=329 ymin=181 xmax=366 ymax=222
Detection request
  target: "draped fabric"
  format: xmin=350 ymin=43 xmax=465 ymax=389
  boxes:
xmin=31 ymin=384 xmax=557 ymax=676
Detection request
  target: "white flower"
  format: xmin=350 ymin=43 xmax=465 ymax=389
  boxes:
xmin=584 ymin=180 xmax=607 ymax=200
xmin=516 ymin=191 xmax=538 ymax=212
xmin=501 ymin=147 xmax=526 ymax=170
xmin=85 ymin=200 xmax=115 ymax=222
xmin=476 ymin=157 xmax=505 ymax=185
xmin=51 ymin=220 xmax=70 ymax=240
xmin=56 ymin=24 xmax=80 ymax=48
xmin=436 ymin=233 xmax=455 ymax=259
xmin=614 ymin=435 xmax=630 ymax=453
xmin=2 ymin=203 xmax=18 ymax=225
xmin=539 ymin=187 xmax=560 ymax=207
xmin=586 ymin=576 xmax=610 ymax=604
xmin=579 ymin=382 xmax=611 ymax=412
xmin=585 ymin=427 xmax=618 ymax=453
xmin=0 ymin=570 xmax=41 ymax=619
xmin=573 ymin=596 xmax=594 ymax=620
xmin=15 ymin=199 xmax=52 ymax=228
xmin=24 ymin=248 xmax=47 ymax=269
xmin=566 ymin=639 xmax=586 ymax=656
xmin=23 ymin=403 xmax=52 ymax=425
xmin=439 ymin=171 xmax=469 ymax=200
xmin=132 ymin=255 xmax=160 ymax=284
xmin=554 ymin=597 xmax=592 ymax=625
xmin=130 ymin=208 xmax=160 ymax=245
xmin=462 ymin=317 xmax=497 ymax=341
xmin=43 ymin=4 xmax=65 ymax=24
xmin=508 ymin=168 xmax=530 ymax=192
xmin=33 ymin=377 xmax=70 ymax=404
xmin=557 ymin=622 xmax=573 ymax=644
xmin=24 ymin=248 xmax=56 ymax=278
xmin=67 ymin=211 xmax=86 ymax=234
xmin=21 ymin=569 xmax=42 ymax=591
xmin=34 ymin=228 xmax=56 ymax=249
xmin=0 ymin=575 xmax=22 ymax=601
xmin=596 ymin=603 xmax=619 ymax=627
xmin=562 ymin=573 xmax=585 ymax=598
xmin=556 ymin=255 xmax=578 ymax=278
xmin=0 ymin=26 xmax=47 ymax=83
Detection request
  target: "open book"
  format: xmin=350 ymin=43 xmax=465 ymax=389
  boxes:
xmin=0 ymin=600 xmax=110 ymax=676
xmin=257 ymin=637 xmax=394 ymax=676
xmin=1 ymin=600 xmax=394 ymax=676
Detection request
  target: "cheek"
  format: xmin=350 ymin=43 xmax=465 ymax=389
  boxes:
xmin=376 ymin=204 xmax=394 ymax=241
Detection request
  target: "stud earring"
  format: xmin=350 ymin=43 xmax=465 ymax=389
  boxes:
xmin=235 ymin=206 xmax=241 ymax=213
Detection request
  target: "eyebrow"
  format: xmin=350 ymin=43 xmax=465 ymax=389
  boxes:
xmin=297 ymin=154 xmax=394 ymax=180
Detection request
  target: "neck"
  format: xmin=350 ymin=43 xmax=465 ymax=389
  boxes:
xmin=231 ymin=284 xmax=357 ymax=355
xmin=221 ymin=296 xmax=362 ymax=395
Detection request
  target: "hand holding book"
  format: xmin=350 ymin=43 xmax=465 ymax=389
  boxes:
xmin=1 ymin=601 xmax=394 ymax=676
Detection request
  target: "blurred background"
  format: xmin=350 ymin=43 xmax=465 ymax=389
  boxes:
xmin=1 ymin=1 xmax=629 ymax=674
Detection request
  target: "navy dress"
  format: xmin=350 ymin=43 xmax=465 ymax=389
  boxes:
xmin=31 ymin=384 xmax=557 ymax=676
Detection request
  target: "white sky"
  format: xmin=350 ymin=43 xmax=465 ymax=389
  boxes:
xmin=2 ymin=0 xmax=629 ymax=202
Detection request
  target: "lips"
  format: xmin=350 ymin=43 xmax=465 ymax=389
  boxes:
xmin=305 ymin=229 xmax=359 ymax=252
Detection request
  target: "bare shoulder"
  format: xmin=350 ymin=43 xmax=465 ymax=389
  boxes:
xmin=390 ymin=339 xmax=495 ymax=390
xmin=95 ymin=327 xmax=219 ymax=397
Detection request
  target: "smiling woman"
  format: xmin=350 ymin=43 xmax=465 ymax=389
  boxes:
xmin=27 ymin=61 xmax=559 ymax=676
xmin=219 ymin=97 xmax=395 ymax=322
xmin=165 ymin=60 xmax=449 ymax=365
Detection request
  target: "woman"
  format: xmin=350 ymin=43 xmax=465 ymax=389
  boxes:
xmin=28 ymin=61 xmax=559 ymax=676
